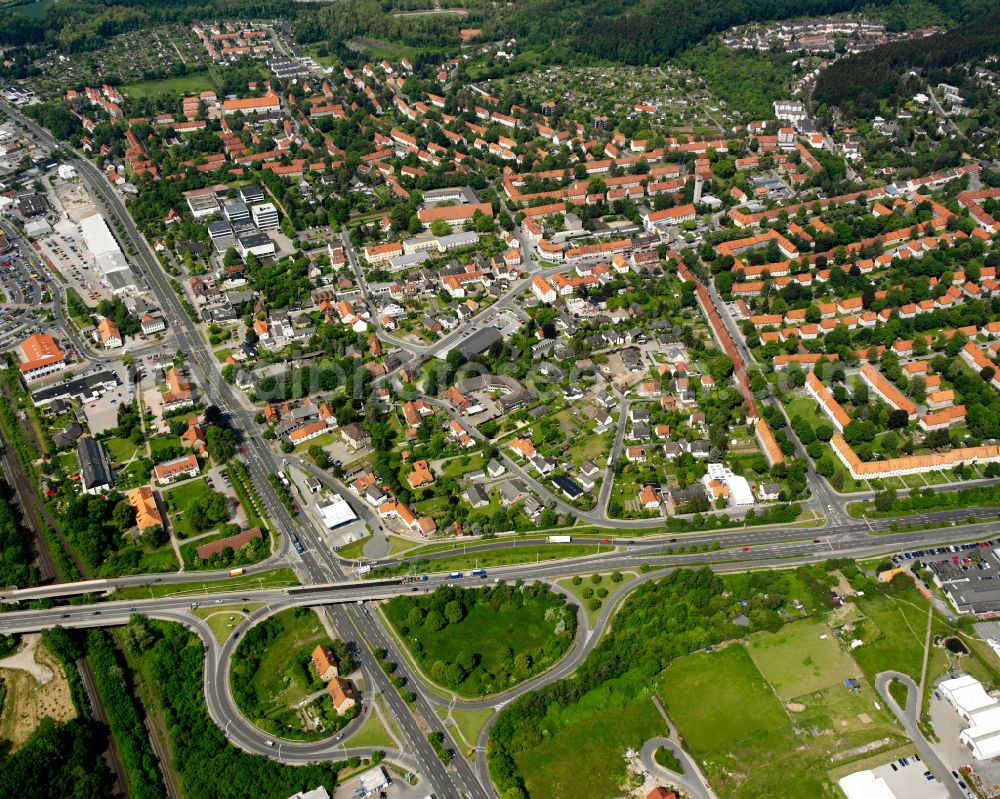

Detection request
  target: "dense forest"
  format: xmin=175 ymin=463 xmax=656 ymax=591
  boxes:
xmin=1 ymin=0 xmax=306 ymax=49
xmin=814 ymin=9 xmax=1000 ymax=117
xmin=0 ymin=477 xmax=38 ymax=590
xmin=0 ymin=717 xmax=114 ymax=798
xmin=488 ymin=0 xmax=994 ymax=65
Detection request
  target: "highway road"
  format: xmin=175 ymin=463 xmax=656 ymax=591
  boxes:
xmin=2 ymin=517 xmax=997 ymax=792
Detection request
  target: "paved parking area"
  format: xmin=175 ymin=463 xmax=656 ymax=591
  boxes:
xmin=0 ymin=248 xmax=40 ymax=305
xmin=79 ymin=363 xmax=130 ymax=434
xmin=38 ymin=223 xmax=112 ymax=305
xmin=868 ymin=755 xmax=949 ymax=799
xmin=330 ymin=763 xmax=428 ymax=799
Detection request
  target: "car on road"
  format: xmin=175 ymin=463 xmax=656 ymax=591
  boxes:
xmin=742 ymin=546 xmax=750 ymax=551
xmin=264 ymin=740 xmax=274 ymax=747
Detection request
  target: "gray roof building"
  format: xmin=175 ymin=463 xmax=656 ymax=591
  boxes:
xmin=78 ymin=437 xmax=113 ymax=494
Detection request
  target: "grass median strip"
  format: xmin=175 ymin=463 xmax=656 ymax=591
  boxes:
xmin=111 ymin=568 xmax=298 ymax=600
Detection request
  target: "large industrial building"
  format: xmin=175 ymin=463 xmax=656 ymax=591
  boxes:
xmin=940 ymin=674 xmax=1000 ymax=760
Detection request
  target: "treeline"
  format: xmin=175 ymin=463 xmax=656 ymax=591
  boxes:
xmin=133 ymin=620 xmax=346 ymax=798
xmin=814 ymin=9 xmax=1000 ymax=117
xmin=87 ymin=626 xmax=167 ymax=799
xmin=492 ymin=0 xmax=898 ymax=65
xmin=0 ymin=477 xmax=39 ymax=589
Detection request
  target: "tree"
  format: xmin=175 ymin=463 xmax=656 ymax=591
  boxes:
xmin=873 ymin=489 xmax=897 ymax=513
xmin=206 ymin=425 xmax=236 ymax=463
xmin=112 ymin=499 xmax=135 ymax=533
xmin=424 ymin=610 xmax=446 ymax=632
xmin=887 ymin=409 xmax=909 ymax=430
xmin=308 ymin=445 xmax=331 ymax=469
xmin=444 ymin=600 xmax=464 ymax=625
xmin=430 ymin=219 xmax=450 ymax=237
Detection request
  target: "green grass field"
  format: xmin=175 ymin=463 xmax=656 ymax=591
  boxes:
xmin=451 ymin=707 xmax=494 ymax=750
xmin=748 ymin=618 xmax=861 ymax=700
xmin=662 ymin=645 xmax=790 ymax=755
xmin=125 ymin=72 xmax=217 ymax=99
xmin=104 ymin=436 xmax=140 ymax=462
xmin=230 ymin=608 xmax=339 ymax=740
xmin=150 ymin=436 xmax=183 ymax=459
xmin=514 ymin=672 xmax=667 ymax=799
xmin=850 ymin=589 xmax=930 ymax=683
xmin=162 ymin=477 xmax=212 ymax=507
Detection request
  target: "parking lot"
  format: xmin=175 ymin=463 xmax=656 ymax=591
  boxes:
xmin=0 ymin=248 xmax=41 ymax=306
xmin=38 ymin=223 xmax=112 ymax=305
xmin=866 ymin=755 xmax=949 ymax=799
xmin=78 ymin=361 xmax=131 ymax=434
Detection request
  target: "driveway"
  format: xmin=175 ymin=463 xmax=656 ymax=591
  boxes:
xmin=875 ymin=671 xmax=965 ymax=798
xmin=640 ymin=737 xmax=715 ymax=799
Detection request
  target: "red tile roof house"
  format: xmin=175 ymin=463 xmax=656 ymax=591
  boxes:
xmin=195 ymin=527 xmax=263 ymax=559
xmin=153 ymin=453 xmax=200 ymax=485
xmin=859 ymin=363 xmax=917 ymax=420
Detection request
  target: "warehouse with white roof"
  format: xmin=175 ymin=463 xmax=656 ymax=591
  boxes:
xmin=940 ymin=673 xmax=1000 ymax=759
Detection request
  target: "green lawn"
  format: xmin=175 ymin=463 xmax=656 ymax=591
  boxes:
xmin=125 ymin=72 xmax=217 ymax=99
xmin=345 ymin=708 xmax=396 ymax=749
xmin=514 ymin=672 xmax=667 ymax=799
xmin=104 ymin=436 xmax=140 ymax=462
xmin=150 ymin=436 xmax=183 ymax=459
xmin=748 ymin=618 xmax=861 ymax=700
xmin=163 ymin=477 xmax=212 ymax=510
xmin=452 ymin=707 xmax=494 ymax=749
xmin=230 ymin=607 xmax=348 ymax=740
xmin=555 ymin=570 xmax=633 ymax=626
xmin=335 ymin=535 xmax=370 ymax=560
xmin=383 ymin=584 xmax=576 ymax=698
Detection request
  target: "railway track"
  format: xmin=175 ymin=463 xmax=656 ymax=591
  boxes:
xmin=0 ymin=435 xmax=57 ymax=583
xmin=77 ymin=655 xmax=130 ymax=798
